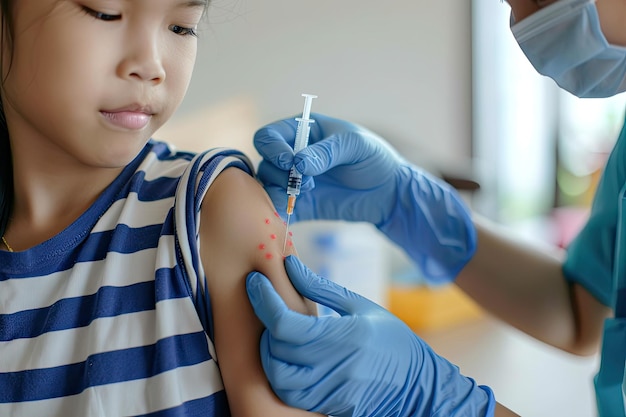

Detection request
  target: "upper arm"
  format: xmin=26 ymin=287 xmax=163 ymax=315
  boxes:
xmin=198 ymin=167 xmax=320 ymax=417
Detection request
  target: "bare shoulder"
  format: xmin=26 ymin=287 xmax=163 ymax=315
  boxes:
xmin=200 ymin=166 xmax=290 ymax=269
xmin=199 ymin=165 xmax=313 ymax=314
xmin=204 ymin=165 xmax=273 ymax=214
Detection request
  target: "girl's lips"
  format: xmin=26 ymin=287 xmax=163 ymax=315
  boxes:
xmin=100 ymin=111 xmax=152 ymax=130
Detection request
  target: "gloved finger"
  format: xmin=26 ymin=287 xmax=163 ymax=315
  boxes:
xmin=278 ymin=384 xmax=340 ymax=415
xmin=253 ymin=113 xmax=326 ymax=167
xmin=260 ymin=336 xmax=322 ymax=392
xmin=266 ymin=314 xmax=360 ymax=365
xmin=256 ymin=160 xmax=288 ymax=188
xmin=261 ymin=339 xmax=340 ymax=414
xmin=256 ymin=160 xmax=315 ymax=193
xmin=295 ymin=132 xmax=400 ymax=187
xmin=258 ymin=331 xmax=314 ymax=391
xmin=246 ymin=272 xmax=327 ymax=343
xmin=284 ymin=256 xmax=378 ymax=315
xmin=278 ymin=372 xmax=362 ymax=417
xmin=293 ymin=133 xmax=357 ymax=176
xmin=253 ymin=119 xmax=299 ymax=170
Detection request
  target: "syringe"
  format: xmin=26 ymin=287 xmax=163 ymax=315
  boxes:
xmin=284 ymin=93 xmax=317 ymax=252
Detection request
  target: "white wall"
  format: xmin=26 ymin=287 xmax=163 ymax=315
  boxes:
xmin=161 ymin=0 xmax=473 ymax=171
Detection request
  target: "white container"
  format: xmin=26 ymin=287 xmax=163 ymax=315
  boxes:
xmin=290 ymin=220 xmax=389 ymax=315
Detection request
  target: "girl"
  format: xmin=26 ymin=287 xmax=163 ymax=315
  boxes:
xmin=0 ymin=0 xmax=320 ymax=416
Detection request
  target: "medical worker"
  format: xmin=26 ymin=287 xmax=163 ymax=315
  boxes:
xmin=245 ymin=0 xmax=626 ymax=416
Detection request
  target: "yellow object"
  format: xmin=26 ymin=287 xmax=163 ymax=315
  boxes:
xmin=283 ymin=196 xmax=297 ymax=253
xmin=286 ymin=195 xmax=296 ymax=215
xmin=388 ymin=284 xmax=483 ymax=332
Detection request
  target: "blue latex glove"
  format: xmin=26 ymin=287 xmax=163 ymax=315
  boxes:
xmin=246 ymin=256 xmax=496 ymax=417
xmin=254 ymin=114 xmax=476 ymax=284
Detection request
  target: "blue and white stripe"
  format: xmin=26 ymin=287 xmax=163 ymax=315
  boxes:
xmin=0 ymin=140 xmax=253 ymax=416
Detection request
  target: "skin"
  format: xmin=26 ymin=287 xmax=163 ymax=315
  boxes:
xmin=411 ymin=0 xmax=621 ymax=403
xmin=200 ymin=167 xmax=320 ymax=416
xmin=506 ymin=0 xmax=558 ymax=22
xmin=450 ymin=0 xmax=616 ymax=380
xmin=474 ymin=0 xmax=620 ymax=356
xmin=2 ymin=0 xmax=197 ymax=248
xmin=456 ymin=215 xmax=610 ymax=357
xmin=1 ymin=0 xmax=320 ymax=415
xmin=596 ymin=0 xmax=626 ymax=45
xmin=439 ymin=0 xmax=619 ymax=413
xmin=465 ymin=4 xmax=617 ymax=413
xmin=495 ymin=403 xmax=520 ymax=417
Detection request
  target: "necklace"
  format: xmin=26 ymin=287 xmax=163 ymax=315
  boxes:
xmin=2 ymin=235 xmax=13 ymax=252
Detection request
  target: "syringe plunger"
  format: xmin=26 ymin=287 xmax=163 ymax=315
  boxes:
xmin=299 ymin=94 xmax=316 ymax=121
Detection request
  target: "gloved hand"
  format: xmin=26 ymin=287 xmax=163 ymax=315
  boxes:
xmin=254 ymin=114 xmax=475 ymax=284
xmin=246 ymin=256 xmax=495 ymax=417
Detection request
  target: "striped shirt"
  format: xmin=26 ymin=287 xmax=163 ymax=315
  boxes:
xmin=0 ymin=140 xmax=254 ymax=417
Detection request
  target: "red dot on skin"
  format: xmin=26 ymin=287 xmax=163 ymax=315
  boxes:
xmin=274 ymin=211 xmax=280 ymax=218
xmin=287 ymin=240 xmax=293 ymax=247
xmin=288 ymin=231 xmax=293 ymax=236
xmin=270 ymin=234 xmax=277 ymax=240
xmin=258 ymin=243 xmax=266 ymax=250
xmin=265 ymin=218 xmax=271 ymax=225
xmin=265 ymin=253 xmax=273 ymax=260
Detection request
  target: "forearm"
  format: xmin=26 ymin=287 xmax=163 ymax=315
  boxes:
xmin=455 ymin=215 xmax=578 ymax=351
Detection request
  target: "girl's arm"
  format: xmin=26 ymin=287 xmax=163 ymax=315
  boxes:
xmin=199 ymin=166 xmax=322 ymax=417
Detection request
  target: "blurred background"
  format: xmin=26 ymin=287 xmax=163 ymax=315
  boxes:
xmin=154 ymin=1 xmax=626 ymax=415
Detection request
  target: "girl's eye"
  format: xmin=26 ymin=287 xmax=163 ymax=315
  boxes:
xmin=81 ymin=6 xmax=121 ymax=21
xmin=169 ymin=25 xmax=198 ymax=37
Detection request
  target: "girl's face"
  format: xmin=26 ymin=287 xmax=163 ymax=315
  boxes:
xmin=1 ymin=0 xmax=205 ymax=168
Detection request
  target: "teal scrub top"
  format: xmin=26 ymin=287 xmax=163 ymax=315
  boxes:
xmin=563 ymin=115 xmax=626 ymax=416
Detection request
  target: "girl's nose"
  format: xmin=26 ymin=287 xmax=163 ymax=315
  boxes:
xmin=117 ymin=32 xmax=166 ymax=84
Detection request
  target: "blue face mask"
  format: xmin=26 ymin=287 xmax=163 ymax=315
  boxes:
xmin=511 ymin=0 xmax=626 ymax=98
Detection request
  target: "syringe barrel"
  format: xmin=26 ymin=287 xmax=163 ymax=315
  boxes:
xmin=286 ymin=166 xmax=302 ymax=196
xmin=292 ymin=94 xmax=317 ymax=153
xmin=293 ymin=119 xmax=313 ymax=153
xmin=285 ymin=94 xmax=316 ymax=215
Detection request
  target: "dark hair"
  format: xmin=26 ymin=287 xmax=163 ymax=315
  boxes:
xmin=0 ymin=0 xmax=13 ymax=237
